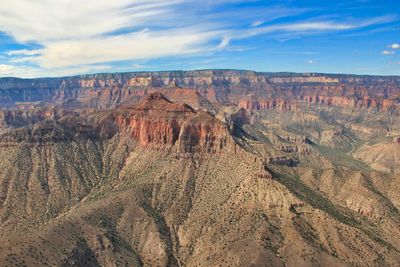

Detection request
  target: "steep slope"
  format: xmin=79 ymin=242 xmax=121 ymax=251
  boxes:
xmin=354 ymin=139 xmax=400 ymax=174
xmin=0 ymin=93 xmax=400 ymax=266
xmin=0 ymin=93 xmax=230 ymax=232
xmin=2 ymin=147 xmax=400 ymax=266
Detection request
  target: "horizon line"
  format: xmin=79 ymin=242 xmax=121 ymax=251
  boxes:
xmin=1 ymin=68 xmax=400 ymax=80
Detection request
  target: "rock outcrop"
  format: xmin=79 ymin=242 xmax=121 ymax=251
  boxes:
xmin=0 ymin=107 xmax=75 ymax=130
xmin=279 ymin=145 xmax=311 ymax=155
xmin=0 ymin=93 xmax=230 ymax=154
xmin=264 ymin=156 xmax=296 ymax=166
xmin=0 ymin=70 xmax=399 ymax=111
xmin=228 ymin=108 xmax=251 ymax=132
xmin=0 ymin=92 xmax=232 ymax=156
xmin=279 ymin=135 xmax=310 ymax=144
xmin=238 ymin=97 xmax=297 ymax=111
xmin=114 ymin=93 xmax=229 ymax=153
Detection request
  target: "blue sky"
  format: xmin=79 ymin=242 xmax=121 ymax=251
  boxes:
xmin=0 ymin=0 xmax=399 ymax=77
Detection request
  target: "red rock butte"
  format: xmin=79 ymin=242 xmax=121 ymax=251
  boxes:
xmin=113 ymin=92 xmax=229 ymax=153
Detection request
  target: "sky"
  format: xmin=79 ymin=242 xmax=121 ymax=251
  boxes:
xmin=0 ymin=0 xmax=399 ymax=78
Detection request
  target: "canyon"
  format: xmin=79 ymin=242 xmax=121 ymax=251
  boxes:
xmin=0 ymin=70 xmax=399 ymax=266
xmin=0 ymin=70 xmax=398 ymax=111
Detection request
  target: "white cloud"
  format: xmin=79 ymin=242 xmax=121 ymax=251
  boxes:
xmin=6 ymin=49 xmax=42 ymax=56
xmin=0 ymin=64 xmax=15 ymax=73
xmin=0 ymin=63 xmax=112 ymax=78
xmin=0 ymin=64 xmax=43 ymax=77
xmin=0 ymin=0 xmax=181 ymax=42
xmin=0 ymin=0 xmax=397 ymax=77
xmin=239 ymin=16 xmax=396 ymax=39
xmin=238 ymin=22 xmax=354 ymax=39
xmin=0 ymin=0 xmax=229 ymax=74
xmin=308 ymin=60 xmax=314 ymax=64
xmin=217 ymin=37 xmax=231 ymax=49
xmin=23 ymin=28 xmax=222 ymax=69
xmin=382 ymin=50 xmax=395 ymax=55
xmin=251 ymin=20 xmax=264 ymax=27
xmin=390 ymin=43 xmax=400 ymax=49
xmin=132 ymin=64 xmax=149 ymax=69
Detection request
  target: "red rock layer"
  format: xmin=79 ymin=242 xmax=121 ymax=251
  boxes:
xmin=0 ymin=71 xmax=399 ymax=111
xmin=238 ymin=95 xmax=396 ymax=111
xmin=299 ymin=95 xmax=396 ymax=111
xmin=114 ymin=93 xmax=229 ymax=153
xmin=238 ymin=97 xmax=298 ymax=111
xmin=0 ymin=93 xmax=230 ymax=154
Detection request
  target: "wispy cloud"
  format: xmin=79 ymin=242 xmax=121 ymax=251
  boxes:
xmin=29 ymin=28 xmax=223 ymax=68
xmin=132 ymin=63 xmax=152 ymax=69
xmin=251 ymin=20 xmax=265 ymax=27
xmin=0 ymin=0 xmax=398 ymax=77
xmin=0 ymin=63 xmax=112 ymax=78
xmin=382 ymin=50 xmax=395 ymax=55
xmin=237 ymin=15 xmax=397 ymax=39
xmin=0 ymin=0 xmax=184 ymax=42
xmin=6 ymin=49 xmax=42 ymax=56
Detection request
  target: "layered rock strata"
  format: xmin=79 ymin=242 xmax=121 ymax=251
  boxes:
xmin=0 ymin=70 xmax=398 ymax=111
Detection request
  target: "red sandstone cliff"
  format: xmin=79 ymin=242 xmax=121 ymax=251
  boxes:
xmin=113 ymin=93 xmax=229 ymax=153
xmin=238 ymin=96 xmax=298 ymax=111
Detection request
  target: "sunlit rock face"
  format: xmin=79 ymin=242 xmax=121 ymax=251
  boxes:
xmin=0 ymin=70 xmax=398 ymax=110
xmin=114 ymin=92 xmax=230 ymax=153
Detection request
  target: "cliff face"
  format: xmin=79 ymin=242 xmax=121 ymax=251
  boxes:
xmin=0 ymin=93 xmax=230 ymax=154
xmin=298 ymin=95 xmax=397 ymax=110
xmin=238 ymin=97 xmax=298 ymax=111
xmin=114 ymin=93 xmax=229 ymax=153
xmin=0 ymin=70 xmax=399 ymax=110
xmin=0 ymin=107 xmax=74 ymax=129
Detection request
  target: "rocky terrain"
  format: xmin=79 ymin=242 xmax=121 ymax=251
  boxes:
xmin=0 ymin=70 xmax=399 ymax=110
xmin=0 ymin=70 xmax=399 ymax=266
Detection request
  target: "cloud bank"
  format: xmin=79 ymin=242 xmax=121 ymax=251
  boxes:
xmin=0 ymin=0 xmax=397 ymax=77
